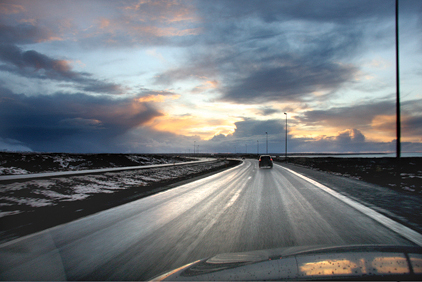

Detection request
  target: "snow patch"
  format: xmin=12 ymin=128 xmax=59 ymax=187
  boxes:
xmin=0 ymin=160 xmax=229 ymax=217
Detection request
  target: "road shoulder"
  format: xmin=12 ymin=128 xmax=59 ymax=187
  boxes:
xmin=276 ymin=162 xmax=422 ymax=235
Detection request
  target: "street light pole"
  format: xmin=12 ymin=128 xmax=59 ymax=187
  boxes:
xmin=395 ymin=0 xmax=401 ymax=159
xmin=284 ymin=113 xmax=288 ymax=159
xmin=257 ymin=140 xmax=259 ymax=155
xmin=194 ymin=141 xmax=196 ymax=155
xmin=266 ymin=132 xmax=268 ymax=154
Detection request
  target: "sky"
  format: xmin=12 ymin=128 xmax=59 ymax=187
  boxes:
xmin=0 ymin=0 xmax=421 ymax=154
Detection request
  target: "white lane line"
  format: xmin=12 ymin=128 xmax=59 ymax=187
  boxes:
xmin=225 ymin=189 xmax=242 ymax=209
xmin=279 ymin=165 xmax=422 ymax=247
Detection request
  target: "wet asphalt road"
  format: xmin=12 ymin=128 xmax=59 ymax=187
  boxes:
xmin=0 ymin=159 xmax=414 ymax=280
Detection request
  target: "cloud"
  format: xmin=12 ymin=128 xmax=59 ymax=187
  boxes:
xmin=256 ymin=107 xmax=280 ymax=116
xmin=196 ymin=0 xmax=399 ymax=30
xmin=202 ymin=118 xmax=287 ymax=153
xmin=0 ymin=0 xmax=420 ymax=154
xmin=336 ymin=129 xmax=365 ymax=143
xmin=135 ymin=88 xmax=181 ymax=102
xmin=0 ymin=23 xmax=54 ymax=44
xmin=298 ymin=98 xmax=422 ymax=142
xmin=220 ymin=59 xmax=358 ymax=104
xmin=0 ymin=44 xmax=123 ymax=94
xmin=58 ymin=118 xmax=103 ymax=130
xmin=0 ymin=137 xmax=32 ymax=152
xmin=0 ymin=3 xmax=25 ymax=15
xmin=201 ymin=119 xmax=420 ymax=154
xmin=0 ymin=44 xmax=73 ymax=75
xmin=74 ymin=0 xmax=201 ymax=47
xmin=145 ymin=114 xmax=234 ymax=141
xmin=137 ymin=94 xmax=180 ymax=103
xmin=0 ymin=0 xmax=200 ymax=48
xmin=290 ymin=129 xmax=394 ymax=154
xmin=232 ymin=118 xmax=283 ymax=139
xmin=298 ymin=100 xmax=395 ymax=130
xmin=0 ymin=86 xmax=162 ymax=152
xmin=152 ymin=3 xmax=366 ymax=104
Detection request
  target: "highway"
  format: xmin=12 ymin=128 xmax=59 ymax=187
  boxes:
xmin=0 ymin=159 xmax=417 ymax=280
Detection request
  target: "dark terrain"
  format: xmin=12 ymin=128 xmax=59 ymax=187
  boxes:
xmin=276 ymin=157 xmax=422 ymax=194
xmin=0 ymin=152 xmax=188 ymax=174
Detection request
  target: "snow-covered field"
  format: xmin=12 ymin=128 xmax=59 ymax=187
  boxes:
xmin=0 ymin=160 xmax=230 ymax=218
xmin=0 ymin=152 xmax=190 ymax=175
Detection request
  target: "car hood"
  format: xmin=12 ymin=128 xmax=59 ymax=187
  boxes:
xmin=152 ymin=244 xmax=422 ymax=281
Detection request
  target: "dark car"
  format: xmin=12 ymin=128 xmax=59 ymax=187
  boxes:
xmin=259 ymin=155 xmax=273 ymax=168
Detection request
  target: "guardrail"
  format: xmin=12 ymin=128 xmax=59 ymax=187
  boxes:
xmin=0 ymin=158 xmax=217 ymax=181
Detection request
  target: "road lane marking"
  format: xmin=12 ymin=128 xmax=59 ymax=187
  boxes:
xmin=225 ymin=189 xmax=242 ymax=209
xmin=279 ymin=165 xmax=422 ymax=247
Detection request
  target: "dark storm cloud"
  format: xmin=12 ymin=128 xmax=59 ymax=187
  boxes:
xmin=232 ymin=119 xmax=283 ymax=139
xmin=205 ymin=118 xmax=288 ymax=153
xmin=196 ymin=0 xmax=395 ymax=26
xmin=154 ymin=0 xmax=377 ymax=104
xmin=298 ymin=100 xmax=395 ymax=129
xmin=0 ymin=23 xmax=53 ymax=44
xmin=402 ymin=99 xmax=422 ymax=137
xmin=0 ymin=86 xmax=162 ymax=152
xmin=0 ymin=44 xmax=77 ymax=78
xmin=403 ymin=115 xmax=422 ymax=137
xmin=81 ymin=81 xmax=124 ymax=94
xmin=0 ymin=44 xmax=123 ymax=94
xmin=221 ymin=59 xmax=358 ymax=104
xmin=256 ymin=107 xmax=280 ymax=116
xmin=336 ymin=129 xmax=365 ymax=143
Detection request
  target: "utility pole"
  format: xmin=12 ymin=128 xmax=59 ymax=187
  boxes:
xmin=395 ymin=0 xmax=401 ymax=159
xmin=257 ymin=140 xmax=259 ymax=155
xmin=284 ymin=113 xmax=288 ymax=160
xmin=266 ymin=132 xmax=268 ymax=154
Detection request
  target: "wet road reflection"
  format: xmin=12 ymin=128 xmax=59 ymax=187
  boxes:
xmin=0 ymin=159 xmax=417 ymax=280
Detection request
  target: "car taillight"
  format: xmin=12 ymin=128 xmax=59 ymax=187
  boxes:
xmin=270 ymin=158 xmax=273 ymax=161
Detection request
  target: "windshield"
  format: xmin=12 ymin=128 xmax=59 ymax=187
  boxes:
xmin=0 ymin=0 xmax=421 ymax=281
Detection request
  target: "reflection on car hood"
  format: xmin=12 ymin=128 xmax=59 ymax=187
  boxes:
xmin=153 ymin=245 xmax=422 ymax=281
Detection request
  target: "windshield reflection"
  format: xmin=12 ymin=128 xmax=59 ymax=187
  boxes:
xmin=410 ymin=254 xmax=422 ymax=274
xmin=298 ymin=252 xmax=409 ymax=277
